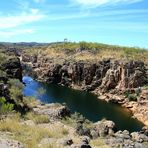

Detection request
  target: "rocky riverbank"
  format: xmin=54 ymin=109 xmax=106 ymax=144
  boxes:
xmin=1 ymin=102 xmax=148 ymax=148
xmin=21 ymin=54 xmax=148 ymax=127
xmin=28 ymin=103 xmax=148 ymax=148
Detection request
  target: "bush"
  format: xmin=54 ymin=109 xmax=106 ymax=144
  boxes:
xmin=0 ymin=97 xmax=14 ymax=115
xmin=124 ymin=90 xmax=138 ymax=101
xmin=23 ymin=97 xmax=39 ymax=108
xmin=8 ymin=79 xmax=24 ymax=90
xmin=128 ymin=94 xmax=137 ymax=101
xmin=0 ymin=70 xmax=7 ymax=77
xmin=135 ymin=88 xmax=141 ymax=96
xmin=8 ymin=79 xmax=24 ymax=102
xmin=124 ymin=90 xmax=130 ymax=98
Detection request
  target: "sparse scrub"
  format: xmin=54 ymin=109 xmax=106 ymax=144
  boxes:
xmin=0 ymin=114 xmax=51 ymax=148
xmin=8 ymin=79 xmax=24 ymax=104
xmin=62 ymin=112 xmax=92 ymax=129
xmin=23 ymin=96 xmax=40 ymax=108
xmin=24 ymin=42 xmax=148 ymax=63
xmin=0 ymin=53 xmax=9 ymax=64
xmin=25 ymin=112 xmax=50 ymax=124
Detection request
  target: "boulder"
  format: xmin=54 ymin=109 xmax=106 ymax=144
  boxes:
xmin=115 ymin=130 xmax=130 ymax=139
xmin=58 ymin=138 xmax=73 ymax=146
xmin=33 ymin=104 xmax=70 ymax=121
xmin=0 ymin=138 xmax=24 ymax=148
xmin=94 ymin=120 xmax=116 ymax=137
xmin=131 ymin=132 xmax=148 ymax=143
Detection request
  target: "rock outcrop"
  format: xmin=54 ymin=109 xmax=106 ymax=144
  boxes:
xmin=0 ymin=57 xmax=22 ymax=81
xmin=33 ymin=103 xmax=70 ymax=121
xmin=22 ymin=56 xmax=147 ymax=92
xmin=0 ymin=137 xmax=24 ymax=148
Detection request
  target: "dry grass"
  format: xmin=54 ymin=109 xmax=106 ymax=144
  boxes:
xmin=74 ymin=48 xmax=148 ymax=62
xmin=74 ymin=51 xmax=98 ymax=62
xmin=38 ymin=143 xmax=64 ymax=148
xmin=25 ymin=43 xmax=148 ymax=63
xmin=43 ymin=48 xmax=66 ymax=58
xmin=0 ymin=113 xmax=69 ymax=148
xmin=25 ymin=112 xmax=50 ymax=124
xmin=39 ymin=123 xmax=69 ymax=138
xmin=23 ymin=97 xmax=40 ymax=108
xmin=0 ymin=117 xmax=51 ymax=148
xmin=90 ymin=138 xmax=109 ymax=148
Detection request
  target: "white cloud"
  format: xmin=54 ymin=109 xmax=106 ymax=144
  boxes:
xmin=0 ymin=29 xmax=34 ymax=38
xmin=72 ymin=0 xmax=143 ymax=7
xmin=0 ymin=9 xmax=45 ymax=29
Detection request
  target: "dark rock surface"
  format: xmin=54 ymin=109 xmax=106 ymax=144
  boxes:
xmin=0 ymin=57 xmax=22 ymax=81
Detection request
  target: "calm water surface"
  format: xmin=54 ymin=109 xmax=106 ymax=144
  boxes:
xmin=23 ymin=76 xmax=144 ymax=132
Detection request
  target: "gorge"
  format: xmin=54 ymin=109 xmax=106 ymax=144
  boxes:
xmin=0 ymin=42 xmax=148 ymax=148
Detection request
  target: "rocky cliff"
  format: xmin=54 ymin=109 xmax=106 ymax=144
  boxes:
xmin=0 ymin=57 xmax=22 ymax=81
xmin=0 ymin=56 xmax=29 ymax=113
xmin=22 ymin=55 xmax=147 ymax=92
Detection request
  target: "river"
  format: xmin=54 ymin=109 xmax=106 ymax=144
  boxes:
xmin=23 ymin=76 xmax=144 ymax=132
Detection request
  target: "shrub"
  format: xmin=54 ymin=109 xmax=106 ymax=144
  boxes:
xmin=8 ymin=79 xmax=24 ymax=102
xmin=0 ymin=53 xmax=8 ymax=64
xmin=128 ymin=94 xmax=137 ymax=101
xmin=0 ymin=70 xmax=7 ymax=77
xmin=135 ymin=88 xmax=141 ymax=96
xmin=62 ymin=112 xmax=92 ymax=128
xmin=0 ymin=97 xmax=14 ymax=115
xmin=23 ymin=96 xmax=39 ymax=108
xmin=8 ymin=79 xmax=24 ymax=90
xmin=124 ymin=90 xmax=130 ymax=98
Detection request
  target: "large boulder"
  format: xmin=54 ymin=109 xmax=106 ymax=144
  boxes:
xmin=33 ymin=104 xmax=70 ymax=121
xmin=94 ymin=120 xmax=116 ymax=137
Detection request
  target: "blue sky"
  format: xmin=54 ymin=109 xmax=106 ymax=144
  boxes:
xmin=0 ymin=0 xmax=148 ymax=48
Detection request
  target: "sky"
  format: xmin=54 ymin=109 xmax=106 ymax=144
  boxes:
xmin=0 ymin=0 xmax=148 ymax=48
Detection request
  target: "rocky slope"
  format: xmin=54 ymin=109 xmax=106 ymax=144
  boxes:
xmin=21 ymin=54 xmax=148 ymax=126
xmin=1 ymin=103 xmax=147 ymax=148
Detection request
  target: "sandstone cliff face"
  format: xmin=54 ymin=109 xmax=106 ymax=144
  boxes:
xmin=22 ymin=55 xmax=147 ymax=92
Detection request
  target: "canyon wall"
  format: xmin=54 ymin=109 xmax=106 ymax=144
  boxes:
xmin=22 ymin=55 xmax=147 ymax=93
